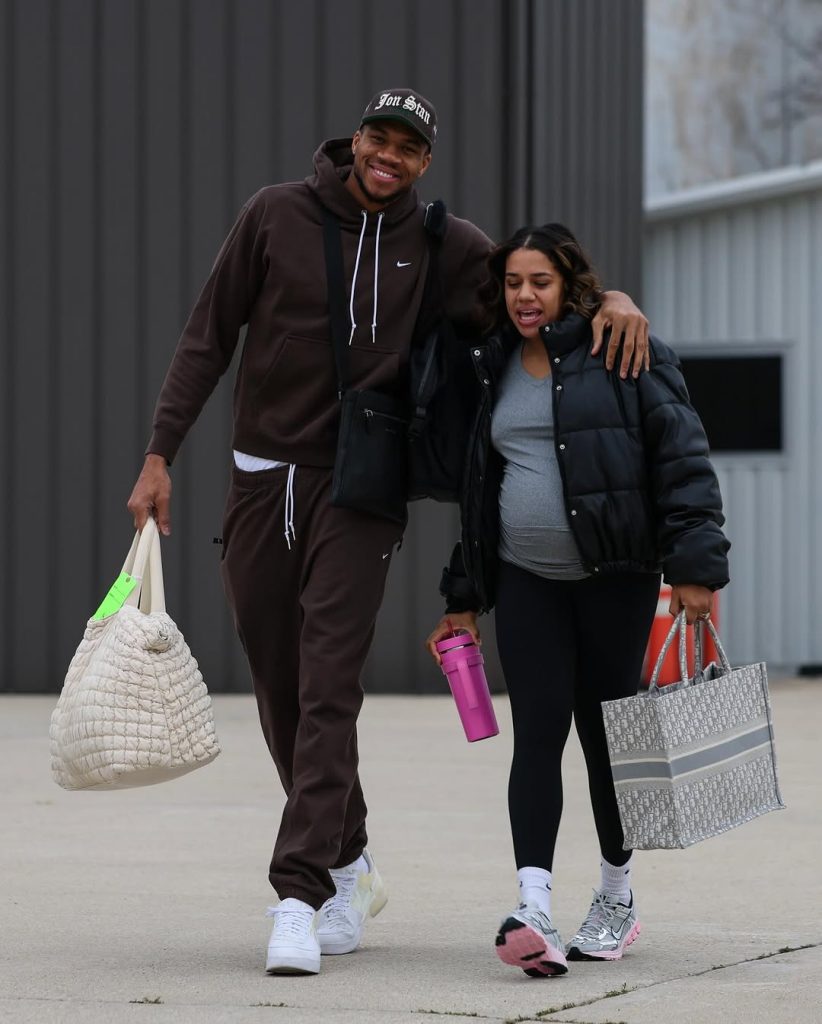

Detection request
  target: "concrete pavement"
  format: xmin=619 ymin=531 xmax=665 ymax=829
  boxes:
xmin=1 ymin=679 xmax=820 ymax=1024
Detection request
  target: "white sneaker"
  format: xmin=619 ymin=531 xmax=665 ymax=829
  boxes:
xmin=265 ymin=898 xmax=321 ymax=975
xmin=316 ymin=849 xmax=388 ymax=955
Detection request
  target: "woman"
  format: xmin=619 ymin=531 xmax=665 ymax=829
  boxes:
xmin=426 ymin=224 xmax=729 ymax=978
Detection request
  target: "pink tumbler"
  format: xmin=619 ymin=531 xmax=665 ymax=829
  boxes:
xmin=435 ymin=631 xmax=499 ymax=742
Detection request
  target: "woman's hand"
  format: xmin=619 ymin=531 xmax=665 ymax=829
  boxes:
xmin=426 ymin=612 xmax=481 ymax=666
xmin=670 ymin=584 xmax=713 ymax=625
xmin=591 ymin=291 xmax=650 ymax=379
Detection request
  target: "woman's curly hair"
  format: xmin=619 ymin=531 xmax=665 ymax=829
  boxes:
xmin=478 ymin=222 xmax=604 ymax=335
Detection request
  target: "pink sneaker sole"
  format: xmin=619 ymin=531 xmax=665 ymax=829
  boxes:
xmin=495 ymin=918 xmax=569 ymax=977
xmin=567 ymin=920 xmax=641 ymax=961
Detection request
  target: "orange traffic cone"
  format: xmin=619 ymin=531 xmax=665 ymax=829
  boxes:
xmin=642 ymin=584 xmax=720 ymax=687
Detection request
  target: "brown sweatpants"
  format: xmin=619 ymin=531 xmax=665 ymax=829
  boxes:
xmin=220 ymin=464 xmax=403 ymax=909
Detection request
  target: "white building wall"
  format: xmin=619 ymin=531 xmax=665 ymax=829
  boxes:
xmin=644 ymin=164 xmax=822 ymax=668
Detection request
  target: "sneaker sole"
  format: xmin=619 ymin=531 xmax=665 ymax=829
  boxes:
xmin=318 ymin=873 xmax=388 ymax=956
xmin=566 ymin=920 xmax=641 ymax=962
xmin=265 ymin=955 xmax=320 ymax=975
xmin=495 ymin=918 xmax=568 ymax=977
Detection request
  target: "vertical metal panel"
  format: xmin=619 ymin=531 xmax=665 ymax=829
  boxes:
xmin=98 ymin=0 xmax=141 ymax=634
xmin=526 ymin=0 xmax=644 ymax=296
xmin=1 ymin=0 xmax=644 ymax=692
xmin=8 ymin=0 xmax=53 ymax=690
xmin=645 ymin=181 xmax=822 ymax=669
xmin=0 ymin=0 xmax=12 ymax=679
xmin=143 ymin=0 xmax=185 ymax=631
xmin=54 ymin=0 xmax=98 ymax=677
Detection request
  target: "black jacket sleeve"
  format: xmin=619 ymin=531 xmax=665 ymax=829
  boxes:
xmin=637 ymin=339 xmax=730 ymax=590
xmin=439 ymin=542 xmax=483 ymax=613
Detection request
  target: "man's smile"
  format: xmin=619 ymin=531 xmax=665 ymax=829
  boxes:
xmin=368 ymin=163 xmax=401 ymax=183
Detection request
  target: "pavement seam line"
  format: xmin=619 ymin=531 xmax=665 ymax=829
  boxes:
xmin=413 ymin=1011 xmax=500 ymax=1020
xmin=527 ymin=940 xmax=822 ymax=1022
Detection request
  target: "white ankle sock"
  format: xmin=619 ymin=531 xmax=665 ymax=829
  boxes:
xmin=600 ymin=856 xmax=632 ymax=903
xmin=517 ymin=866 xmax=552 ymax=916
xmin=350 ymin=853 xmax=369 ymax=873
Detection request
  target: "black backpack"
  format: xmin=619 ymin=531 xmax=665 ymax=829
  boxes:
xmin=407 ymin=201 xmax=479 ymax=503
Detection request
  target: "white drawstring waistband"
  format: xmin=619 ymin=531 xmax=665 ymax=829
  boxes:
xmin=284 ymin=464 xmax=297 ymax=549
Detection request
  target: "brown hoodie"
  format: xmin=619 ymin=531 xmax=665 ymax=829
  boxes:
xmin=147 ymin=139 xmax=492 ymax=467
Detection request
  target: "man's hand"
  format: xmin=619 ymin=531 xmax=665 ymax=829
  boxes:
xmin=591 ymin=290 xmax=650 ymax=379
xmin=127 ymin=454 xmax=172 ymax=535
xmin=670 ymin=584 xmax=713 ymax=625
xmin=426 ymin=612 xmax=480 ymax=666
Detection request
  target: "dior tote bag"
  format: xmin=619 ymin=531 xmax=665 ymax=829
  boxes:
xmin=50 ymin=518 xmax=220 ymax=790
xmin=601 ymin=612 xmax=785 ymax=849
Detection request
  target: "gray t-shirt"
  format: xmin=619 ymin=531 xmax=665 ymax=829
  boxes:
xmin=491 ymin=346 xmax=589 ymax=580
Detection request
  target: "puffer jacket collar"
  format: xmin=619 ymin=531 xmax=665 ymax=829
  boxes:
xmin=538 ymin=311 xmax=593 ymax=356
xmin=476 ymin=311 xmax=594 ymax=382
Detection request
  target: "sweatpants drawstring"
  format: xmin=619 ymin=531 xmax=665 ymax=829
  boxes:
xmin=284 ymin=465 xmax=297 ymax=549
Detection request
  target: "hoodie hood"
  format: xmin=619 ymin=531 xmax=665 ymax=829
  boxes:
xmin=305 ymin=138 xmax=423 ymax=226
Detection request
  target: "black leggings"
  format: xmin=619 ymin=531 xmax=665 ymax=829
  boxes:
xmin=495 ymin=560 xmax=660 ymax=870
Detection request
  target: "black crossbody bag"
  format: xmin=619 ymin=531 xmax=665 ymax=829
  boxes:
xmin=322 ymin=206 xmax=410 ymax=525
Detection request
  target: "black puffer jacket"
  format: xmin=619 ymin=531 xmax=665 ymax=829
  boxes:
xmin=441 ymin=313 xmax=730 ymax=613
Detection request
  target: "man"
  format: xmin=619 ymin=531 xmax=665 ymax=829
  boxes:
xmin=127 ymin=88 xmax=649 ymax=976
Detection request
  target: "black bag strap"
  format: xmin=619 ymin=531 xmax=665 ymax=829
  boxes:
xmin=320 ymin=205 xmax=350 ymax=399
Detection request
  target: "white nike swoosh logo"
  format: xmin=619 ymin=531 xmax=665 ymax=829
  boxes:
xmin=396 ymin=261 xmax=412 ymax=268
xmin=382 ymin=553 xmax=390 ymax=559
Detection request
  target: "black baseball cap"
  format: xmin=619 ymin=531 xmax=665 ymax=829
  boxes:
xmin=360 ymin=88 xmax=438 ymax=148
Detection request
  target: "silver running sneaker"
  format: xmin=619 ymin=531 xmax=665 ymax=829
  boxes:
xmin=565 ymin=890 xmax=641 ymax=961
xmin=495 ymin=904 xmax=569 ymax=977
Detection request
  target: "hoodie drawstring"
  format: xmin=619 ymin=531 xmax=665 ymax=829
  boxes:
xmin=371 ymin=212 xmax=384 ymax=344
xmin=348 ymin=211 xmax=368 ymax=346
xmin=347 ymin=210 xmax=384 ymax=346
xmin=284 ymin=464 xmax=297 ymax=550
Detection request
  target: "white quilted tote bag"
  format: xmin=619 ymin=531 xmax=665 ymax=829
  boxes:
xmin=50 ymin=519 xmax=220 ymax=790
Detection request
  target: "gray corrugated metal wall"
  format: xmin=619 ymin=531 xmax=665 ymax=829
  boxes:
xmin=645 ymin=172 xmax=822 ymax=669
xmin=0 ymin=0 xmax=643 ymax=693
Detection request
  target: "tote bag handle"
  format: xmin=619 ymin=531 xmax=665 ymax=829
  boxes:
xmin=649 ymin=611 xmax=732 ymax=692
xmin=122 ymin=518 xmax=166 ymax=615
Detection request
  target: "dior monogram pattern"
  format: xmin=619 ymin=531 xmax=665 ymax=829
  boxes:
xmin=603 ymin=666 xmax=771 ymax=756
xmin=612 ymin=752 xmax=782 ymax=849
xmin=601 ymin=655 xmax=785 ymax=850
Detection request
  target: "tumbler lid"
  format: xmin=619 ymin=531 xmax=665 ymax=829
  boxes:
xmin=435 ymin=630 xmax=476 ymax=654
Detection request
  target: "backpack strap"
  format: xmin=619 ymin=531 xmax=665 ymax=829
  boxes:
xmin=408 ymin=200 xmax=450 ymax=438
xmin=413 ymin=200 xmax=447 ymax=346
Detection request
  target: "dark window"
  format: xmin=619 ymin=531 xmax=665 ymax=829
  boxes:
xmin=678 ymin=354 xmax=782 ymax=452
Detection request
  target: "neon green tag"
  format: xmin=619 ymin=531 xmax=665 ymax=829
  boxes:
xmin=92 ymin=572 xmax=138 ymax=620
